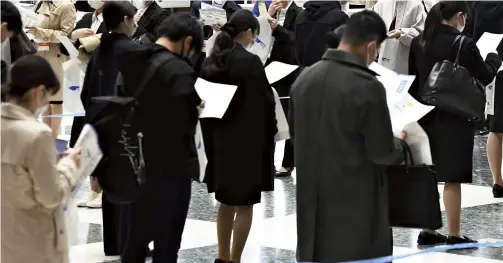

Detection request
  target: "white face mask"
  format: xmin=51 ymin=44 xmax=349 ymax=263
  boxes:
xmin=133 ymin=0 xmax=146 ymax=9
xmin=34 ymin=105 xmax=48 ymax=117
xmin=87 ymin=0 xmax=103 ymax=10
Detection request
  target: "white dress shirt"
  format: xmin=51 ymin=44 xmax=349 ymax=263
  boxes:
xmin=91 ymin=12 xmax=103 ymax=33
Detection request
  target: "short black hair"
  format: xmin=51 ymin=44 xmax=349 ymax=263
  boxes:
xmin=157 ymin=13 xmax=204 ymax=54
xmin=325 ymin=24 xmax=346 ymax=49
xmin=103 ymin=1 xmax=136 ymax=30
xmin=1 ymin=1 xmax=23 ymax=35
xmin=342 ymin=10 xmax=387 ymax=46
xmin=7 ymin=55 xmax=60 ymax=97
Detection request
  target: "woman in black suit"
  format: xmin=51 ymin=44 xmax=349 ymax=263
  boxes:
xmin=201 ymin=9 xmax=277 ymax=263
xmin=408 ymin=1 xmax=502 ymax=246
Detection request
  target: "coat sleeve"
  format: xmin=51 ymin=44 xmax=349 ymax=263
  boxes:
xmin=397 ymin=5 xmax=425 ymax=47
xmin=461 ymin=38 xmax=502 ymax=86
xmin=35 ymin=3 xmax=76 ymax=43
xmin=408 ymin=37 xmax=420 ymax=98
xmin=28 ymin=130 xmax=79 ymax=209
xmin=272 ymin=24 xmax=294 ymax=44
xmin=360 ymin=83 xmax=403 ymax=165
xmin=249 ymin=55 xmax=278 ymax=136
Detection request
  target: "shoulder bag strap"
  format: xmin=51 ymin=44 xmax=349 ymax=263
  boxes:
xmin=134 ymin=52 xmax=175 ymax=99
xmin=453 ymin=35 xmax=465 ymax=66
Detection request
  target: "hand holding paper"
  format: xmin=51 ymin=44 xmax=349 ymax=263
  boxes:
xmin=195 ymin=78 xmax=238 ymax=119
xmin=476 ymin=32 xmax=503 ymax=60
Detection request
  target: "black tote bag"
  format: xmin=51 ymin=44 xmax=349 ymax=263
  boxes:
xmin=420 ymin=35 xmax=486 ymax=121
xmin=387 ymin=141 xmax=442 ymax=230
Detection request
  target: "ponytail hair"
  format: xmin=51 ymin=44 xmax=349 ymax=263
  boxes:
xmin=206 ymin=9 xmax=260 ymax=73
xmin=420 ymin=1 xmax=469 ymax=51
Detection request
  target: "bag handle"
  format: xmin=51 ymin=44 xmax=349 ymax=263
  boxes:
xmin=400 ymin=140 xmax=415 ymax=167
xmin=453 ymin=35 xmax=465 ymax=66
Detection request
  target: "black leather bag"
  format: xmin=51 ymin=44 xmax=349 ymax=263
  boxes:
xmin=387 ymin=141 xmax=442 ymax=229
xmin=9 ymin=31 xmax=37 ymax=62
xmin=420 ymin=35 xmax=486 ymax=121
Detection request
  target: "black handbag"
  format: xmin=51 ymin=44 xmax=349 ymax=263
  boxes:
xmin=387 ymin=141 xmax=442 ymax=230
xmin=9 ymin=31 xmax=37 ymax=62
xmin=420 ymin=35 xmax=486 ymax=121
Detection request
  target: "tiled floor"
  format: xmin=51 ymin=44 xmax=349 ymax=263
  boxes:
xmin=70 ymin=136 xmax=503 ymax=262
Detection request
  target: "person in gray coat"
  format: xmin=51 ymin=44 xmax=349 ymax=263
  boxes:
xmin=291 ymin=10 xmax=405 ymax=262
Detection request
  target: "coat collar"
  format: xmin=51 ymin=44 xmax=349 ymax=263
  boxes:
xmin=36 ymin=0 xmax=66 ymax=15
xmin=322 ymin=49 xmax=377 ymax=76
xmin=283 ymin=1 xmax=298 ymax=29
xmin=1 ymin=103 xmax=37 ymax=121
xmin=436 ymin=23 xmax=463 ymax=36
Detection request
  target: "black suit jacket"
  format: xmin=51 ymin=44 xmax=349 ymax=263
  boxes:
xmin=268 ymin=2 xmax=302 ymax=97
xmin=133 ymin=2 xmax=170 ymax=42
xmin=60 ymin=12 xmax=107 ymax=56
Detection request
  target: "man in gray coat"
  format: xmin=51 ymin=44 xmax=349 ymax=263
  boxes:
xmin=291 ymin=10 xmax=405 ymax=262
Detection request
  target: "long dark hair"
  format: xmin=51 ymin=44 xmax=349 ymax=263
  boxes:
xmin=206 ymin=9 xmax=259 ymax=72
xmin=421 ymin=1 xmax=469 ymax=51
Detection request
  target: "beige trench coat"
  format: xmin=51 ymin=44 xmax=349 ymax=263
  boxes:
xmin=1 ymin=103 xmax=79 ymax=263
xmin=34 ymin=0 xmax=76 ymax=102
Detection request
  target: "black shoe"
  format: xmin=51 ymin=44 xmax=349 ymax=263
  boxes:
xmin=493 ymin=184 xmax=503 ymax=198
xmin=446 ymin=235 xmax=477 ymax=246
xmin=275 ymin=168 xmax=293 ymax=177
xmin=214 ymin=259 xmax=228 ymax=263
xmin=417 ymin=231 xmax=447 ymax=246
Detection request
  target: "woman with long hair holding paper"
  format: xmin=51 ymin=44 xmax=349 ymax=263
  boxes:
xmin=408 ymin=1 xmax=501 ymax=246
xmin=201 ymin=9 xmax=277 ymax=263
xmin=1 ymin=55 xmax=82 ymax=263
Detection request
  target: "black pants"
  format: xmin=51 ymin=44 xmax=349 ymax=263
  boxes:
xmin=121 ymin=177 xmax=192 ymax=263
xmin=279 ymin=97 xmax=294 ymax=168
xmin=102 ymin=192 xmax=129 ymax=256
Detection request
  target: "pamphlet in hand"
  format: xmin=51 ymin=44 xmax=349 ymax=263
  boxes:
xmin=195 ymin=78 xmax=238 ymax=119
xmin=388 ymin=94 xmax=435 ymax=132
xmin=200 ymin=9 xmax=227 ymax=26
xmin=476 ymin=32 xmax=503 ymax=60
xmin=369 ymin=62 xmax=416 ymax=107
xmin=72 ymin=124 xmax=103 ymax=195
xmin=264 ymin=61 xmax=299 ymax=85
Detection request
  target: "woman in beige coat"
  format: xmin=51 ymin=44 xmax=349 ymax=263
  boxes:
xmin=28 ymin=0 xmax=77 ymax=138
xmin=1 ymin=55 xmax=82 ymax=263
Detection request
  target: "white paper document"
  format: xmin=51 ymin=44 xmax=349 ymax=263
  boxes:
xmin=265 ymin=61 xmax=299 ymax=85
xmin=195 ymin=121 xmax=207 ymax=182
xmin=389 ymin=94 xmax=435 ymax=132
xmin=73 ymin=124 xmax=103 ymax=193
xmin=155 ymin=0 xmax=190 ymax=8
xmin=58 ymin=35 xmax=79 ymax=58
xmin=16 ymin=4 xmax=44 ymax=28
xmin=272 ymin=88 xmax=290 ymax=142
xmin=369 ymin=62 xmax=416 ymax=107
xmin=200 ymin=8 xmax=227 ymax=26
xmin=476 ymin=32 xmax=503 ymax=60
xmin=195 ymin=78 xmax=238 ymax=119
xmin=486 ymin=65 xmax=503 ymax=115
xmin=403 ymin=122 xmax=433 ymax=165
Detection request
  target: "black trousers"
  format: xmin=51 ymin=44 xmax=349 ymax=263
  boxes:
xmin=102 ymin=192 xmax=129 ymax=256
xmin=279 ymin=97 xmax=294 ymax=168
xmin=121 ymin=177 xmax=192 ymax=263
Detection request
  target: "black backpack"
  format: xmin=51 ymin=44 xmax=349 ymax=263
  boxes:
xmin=85 ymin=51 xmax=175 ymax=204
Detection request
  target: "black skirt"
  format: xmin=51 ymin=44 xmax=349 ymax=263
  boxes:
xmin=420 ymin=109 xmax=474 ymax=183
xmin=489 ymin=73 xmax=503 ymax=133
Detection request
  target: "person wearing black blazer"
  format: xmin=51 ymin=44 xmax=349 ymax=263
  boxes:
xmin=200 ymin=10 xmax=277 ymax=263
xmin=473 ymin=1 xmax=503 ymax=42
xmin=266 ymin=0 xmax=301 ymax=177
xmin=132 ymin=0 xmax=170 ymax=43
xmin=408 ymin=1 xmax=502 ymax=246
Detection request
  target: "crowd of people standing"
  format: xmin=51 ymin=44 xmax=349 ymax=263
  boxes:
xmin=1 ymin=1 xmax=503 ymax=263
